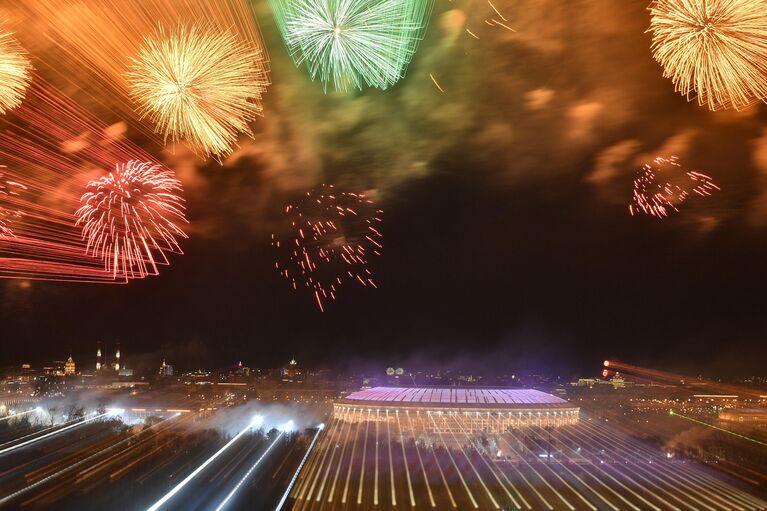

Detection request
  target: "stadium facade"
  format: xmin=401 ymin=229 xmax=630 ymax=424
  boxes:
xmin=289 ymin=386 xmax=767 ymax=510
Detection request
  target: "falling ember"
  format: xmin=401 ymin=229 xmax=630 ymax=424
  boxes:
xmin=127 ymin=24 xmax=269 ymax=158
xmin=272 ymin=184 xmax=383 ymax=311
xmin=648 ymin=0 xmax=767 ymax=111
xmin=430 ymin=73 xmax=445 ymax=93
xmin=0 ymin=170 xmax=24 ymax=239
xmin=0 ymin=28 xmax=32 ymax=115
xmin=629 ymin=156 xmax=720 ymax=219
xmin=75 ymin=160 xmax=188 ymax=278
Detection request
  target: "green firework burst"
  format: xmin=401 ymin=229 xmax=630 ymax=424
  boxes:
xmin=270 ymin=0 xmax=434 ymax=92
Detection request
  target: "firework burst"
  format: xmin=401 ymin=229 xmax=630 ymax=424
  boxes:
xmin=127 ymin=25 xmax=269 ymax=158
xmin=0 ymin=170 xmax=24 ymax=239
xmin=271 ymin=0 xmax=434 ymax=91
xmin=0 ymin=29 xmax=32 ymax=115
xmin=272 ymin=184 xmax=383 ymax=311
xmin=75 ymin=160 xmax=188 ymax=278
xmin=648 ymin=0 xmax=767 ymax=111
xmin=629 ymin=156 xmax=720 ymax=219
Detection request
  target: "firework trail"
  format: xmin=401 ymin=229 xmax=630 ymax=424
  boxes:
xmin=629 ymin=156 xmax=720 ymax=219
xmin=0 ymin=170 xmax=26 ymax=239
xmin=0 ymin=28 xmax=32 ymax=115
xmin=270 ymin=0 xmax=434 ymax=91
xmin=75 ymin=160 xmax=187 ymax=279
xmin=648 ymin=0 xmax=767 ymax=111
xmin=127 ymin=24 xmax=269 ymax=158
xmin=272 ymin=184 xmax=383 ymax=311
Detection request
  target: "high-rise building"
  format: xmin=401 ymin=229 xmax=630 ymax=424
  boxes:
xmin=64 ymin=354 xmax=76 ymax=376
xmin=96 ymin=341 xmax=102 ymax=371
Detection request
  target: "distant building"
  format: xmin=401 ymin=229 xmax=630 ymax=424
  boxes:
xmin=281 ymin=358 xmax=304 ymax=383
xmin=158 ymin=359 xmax=174 ymax=377
xmin=113 ymin=342 xmax=121 ymax=371
xmin=719 ymin=408 xmax=767 ymax=424
xmin=96 ymin=341 xmax=103 ymax=371
xmin=64 ymin=355 xmax=76 ymax=376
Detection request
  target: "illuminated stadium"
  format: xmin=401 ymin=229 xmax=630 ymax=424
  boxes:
xmin=335 ymin=387 xmax=579 ymax=438
xmin=289 ymin=387 xmax=767 ymax=510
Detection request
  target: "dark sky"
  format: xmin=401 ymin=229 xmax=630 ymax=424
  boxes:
xmin=1 ymin=0 xmax=767 ymax=377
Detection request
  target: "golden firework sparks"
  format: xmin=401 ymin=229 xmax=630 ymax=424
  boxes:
xmin=127 ymin=24 xmax=269 ymax=158
xmin=0 ymin=28 xmax=32 ymax=115
xmin=648 ymin=0 xmax=767 ymax=111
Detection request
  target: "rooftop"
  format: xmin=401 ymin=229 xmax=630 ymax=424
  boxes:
xmin=340 ymin=386 xmax=569 ymax=407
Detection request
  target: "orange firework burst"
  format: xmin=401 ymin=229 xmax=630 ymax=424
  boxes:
xmin=127 ymin=25 xmax=269 ymax=158
xmin=272 ymin=184 xmax=383 ymax=312
xmin=0 ymin=28 xmax=32 ymax=115
xmin=648 ymin=0 xmax=767 ymax=111
xmin=75 ymin=160 xmax=188 ymax=278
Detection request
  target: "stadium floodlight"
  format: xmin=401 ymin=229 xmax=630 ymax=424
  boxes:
xmin=278 ymin=419 xmax=295 ymax=432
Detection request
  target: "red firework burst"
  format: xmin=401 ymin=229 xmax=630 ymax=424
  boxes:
xmin=75 ymin=160 xmax=187 ymax=278
xmin=629 ymin=156 xmax=720 ymax=219
xmin=272 ymin=184 xmax=383 ymax=311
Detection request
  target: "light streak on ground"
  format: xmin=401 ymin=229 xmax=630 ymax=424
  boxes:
xmin=0 ymin=413 xmax=87 ymax=450
xmin=290 ymin=404 xmax=767 ymax=510
xmin=670 ymin=409 xmax=767 ymax=448
xmin=213 ymin=431 xmax=285 ymax=511
xmin=275 ymin=424 xmax=324 ymax=511
xmin=146 ymin=415 xmax=263 ymax=511
xmin=0 ymin=413 xmax=176 ymax=507
xmin=0 ymin=407 xmax=38 ymax=423
xmin=0 ymin=410 xmax=111 ymax=456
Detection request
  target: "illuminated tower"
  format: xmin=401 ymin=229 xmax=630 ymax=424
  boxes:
xmin=114 ymin=342 xmax=121 ymax=371
xmin=64 ymin=354 xmax=75 ymax=376
xmin=96 ymin=341 xmax=102 ymax=371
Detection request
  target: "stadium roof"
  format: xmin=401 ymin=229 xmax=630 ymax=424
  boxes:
xmin=340 ymin=386 xmax=569 ymax=407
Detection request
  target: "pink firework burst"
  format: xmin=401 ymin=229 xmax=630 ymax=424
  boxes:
xmin=272 ymin=184 xmax=383 ymax=312
xmin=75 ymin=160 xmax=188 ymax=278
xmin=629 ymin=156 xmax=720 ymax=219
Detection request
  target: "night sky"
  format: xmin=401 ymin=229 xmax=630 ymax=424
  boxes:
xmin=1 ymin=0 xmax=767 ymax=377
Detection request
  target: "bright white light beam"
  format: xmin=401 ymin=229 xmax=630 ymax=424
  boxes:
xmin=274 ymin=423 xmax=324 ymax=511
xmin=0 ymin=413 xmax=178 ymax=507
xmin=0 ymin=411 xmax=112 ymax=456
xmin=214 ymin=431 xmax=285 ymax=511
xmin=0 ymin=408 xmax=38 ymax=423
xmin=146 ymin=415 xmax=264 ymax=511
xmin=0 ymin=414 xmax=89 ymax=451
